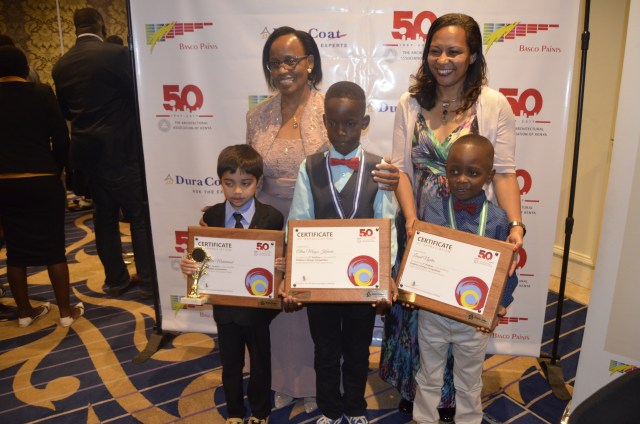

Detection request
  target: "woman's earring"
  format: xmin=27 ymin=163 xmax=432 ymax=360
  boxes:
xmin=307 ymin=67 xmax=312 ymax=74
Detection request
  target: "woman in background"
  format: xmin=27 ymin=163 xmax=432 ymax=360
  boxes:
xmin=0 ymin=46 xmax=84 ymax=328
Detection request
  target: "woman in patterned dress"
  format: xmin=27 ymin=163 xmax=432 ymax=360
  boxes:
xmin=380 ymin=13 xmax=524 ymax=422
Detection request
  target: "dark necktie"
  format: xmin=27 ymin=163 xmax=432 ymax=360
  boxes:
xmin=330 ymin=157 xmax=360 ymax=171
xmin=233 ymin=212 xmax=244 ymax=229
xmin=453 ymin=200 xmax=477 ymax=214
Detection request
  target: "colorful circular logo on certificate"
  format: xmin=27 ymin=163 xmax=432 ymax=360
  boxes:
xmin=455 ymin=276 xmax=488 ymax=311
xmin=347 ymin=255 xmax=378 ymax=287
xmin=245 ymin=268 xmax=273 ymax=296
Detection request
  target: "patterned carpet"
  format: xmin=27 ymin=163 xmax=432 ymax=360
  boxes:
xmin=0 ymin=201 xmax=585 ymax=423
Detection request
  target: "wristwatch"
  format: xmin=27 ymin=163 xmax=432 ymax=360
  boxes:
xmin=508 ymin=221 xmax=526 ymax=236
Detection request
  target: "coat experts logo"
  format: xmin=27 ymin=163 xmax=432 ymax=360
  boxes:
xmin=260 ymin=26 xmax=348 ymax=48
xmin=483 ymin=22 xmax=560 ymax=54
xmin=146 ymin=22 xmax=214 ymax=52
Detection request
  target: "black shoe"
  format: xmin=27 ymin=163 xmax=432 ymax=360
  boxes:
xmin=398 ymin=398 xmax=413 ymax=414
xmin=104 ymin=275 xmax=139 ymax=297
xmin=0 ymin=304 xmax=19 ymax=321
xmin=438 ymin=407 xmax=455 ymax=422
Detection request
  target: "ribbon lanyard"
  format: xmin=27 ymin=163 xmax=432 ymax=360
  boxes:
xmin=448 ymin=196 xmax=488 ymax=237
xmin=325 ymin=150 xmax=365 ymax=219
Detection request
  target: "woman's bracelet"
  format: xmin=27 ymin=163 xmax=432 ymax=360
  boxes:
xmin=508 ymin=221 xmax=526 ymax=236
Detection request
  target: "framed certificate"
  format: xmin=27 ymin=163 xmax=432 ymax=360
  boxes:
xmin=285 ymin=219 xmax=391 ymax=303
xmin=395 ymin=220 xmax=515 ymax=330
xmin=186 ymin=226 xmax=284 ymax=310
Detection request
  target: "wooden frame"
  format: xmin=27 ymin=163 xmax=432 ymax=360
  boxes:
xmin=285 ymin=219 xmax=391 ymax=303
xmin=186 ymin=226 xmax=284 ymax=310
xmin=395 ymin=220 xmax=515 ymax=330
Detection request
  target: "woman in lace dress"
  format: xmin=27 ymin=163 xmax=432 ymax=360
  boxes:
xmin=381 ymin=13 xmax=524 ymax=422
xmin=246 ymin=26 xmax=325 ymax=412
xmin=247 ymin=26 xmax=399 ymax=414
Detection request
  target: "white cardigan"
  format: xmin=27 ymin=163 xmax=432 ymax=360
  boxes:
xmin=390 ymin=86 xmax=516 ymax=202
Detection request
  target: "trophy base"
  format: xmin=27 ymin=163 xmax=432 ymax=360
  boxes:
xmin=180 ymin=296 xmax=207 ymax=306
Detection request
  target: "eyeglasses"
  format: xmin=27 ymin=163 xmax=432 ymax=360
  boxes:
xmin=266 ymin=55 xmax=309 ymax=72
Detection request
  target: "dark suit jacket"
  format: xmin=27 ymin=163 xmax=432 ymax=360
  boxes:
xmin=203 ymin=199 xmax=284 ymax=325
xmin=52 ymin=35 xmax=138 ymax=171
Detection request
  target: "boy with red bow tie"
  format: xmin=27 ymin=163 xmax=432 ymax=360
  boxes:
xmin=285 ymin=81 xmax=397 ymax=424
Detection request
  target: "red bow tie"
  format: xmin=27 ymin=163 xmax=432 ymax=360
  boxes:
xmin=453 ymin=200 xmax=477 ymax=214
xmin=330 ymin=157 xmax=360 ymax=171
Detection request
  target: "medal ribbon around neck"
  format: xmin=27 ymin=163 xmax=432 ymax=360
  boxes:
xmin=447 ymin=196 xmax=488 ymax=236
xmin=325 ymin=150 xmax=365 ymax=219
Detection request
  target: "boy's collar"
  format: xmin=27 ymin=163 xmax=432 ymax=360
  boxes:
xmin=451 ymin=190 xmax=487 ymax=205
xmin=328 ymin=144 xmax=361 ymax=159
xmin=225 ymin=197 xmax=255 ymax=215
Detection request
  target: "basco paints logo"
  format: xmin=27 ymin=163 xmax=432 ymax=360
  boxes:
xmin=248 ymin=95 xmax=270 ymax=110
xmin=483 ymin=22 xmax=559 ymax=53
xmin=391 ymin=10 xmax=437 ymax=41
xmin=498 ymin=316 xmax=529 ymax=325
xmin=146 ymin=22 xmax=213 ymax=52
xmin=609 ymin=360 xmax=638 ymax=376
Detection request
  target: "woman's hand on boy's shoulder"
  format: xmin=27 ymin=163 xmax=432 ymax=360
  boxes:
xmin=372 ymin=158 xmax=399 ymax=191
xmin=199 ymin=205 xmax=213 ymax=227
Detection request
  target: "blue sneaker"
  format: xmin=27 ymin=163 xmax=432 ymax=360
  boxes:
xmin=345 ymin=416 xmax=368 ymax=424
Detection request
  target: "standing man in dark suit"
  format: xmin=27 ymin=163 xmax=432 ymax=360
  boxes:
xmin=52 ymin=8 xmax=153 ymax=297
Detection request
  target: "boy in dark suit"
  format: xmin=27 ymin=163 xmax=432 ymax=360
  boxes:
xmin=286 ymin=81 xmax=397 ymax=424
xmin=181 ymin=144 xmax=283 ymax=424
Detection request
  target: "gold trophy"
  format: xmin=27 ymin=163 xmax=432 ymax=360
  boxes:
xmin=180 ymin=247 xmax=210 ymax=305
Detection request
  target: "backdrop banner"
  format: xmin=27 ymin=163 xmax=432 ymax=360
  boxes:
xmin=129 ymin=0 xmax=580 ymax=356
